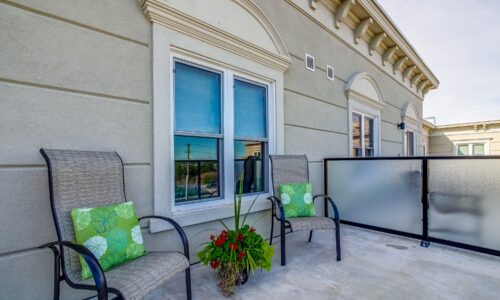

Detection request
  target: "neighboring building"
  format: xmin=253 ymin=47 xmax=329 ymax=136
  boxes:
xmin=0 ymin=0 xmax=438 ymax=297
xmin=424 ymin=120 xmax=500 ymax=156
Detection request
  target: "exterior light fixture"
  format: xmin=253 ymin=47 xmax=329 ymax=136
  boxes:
xmin=397 ymin=122 xmax=406 ymax=130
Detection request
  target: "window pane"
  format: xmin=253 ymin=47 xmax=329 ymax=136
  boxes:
xmin=174 ymin=62 xmax=221 ymax=134
xmin=473 ymin=144 xmax=485 ymax=155
xmin=457 ymin=144 xmax=469 ymax=156
xmin=234 ymin=79 xmax=267 ymax=138
xmin=364 ymin=116 xmax=374 ymax=157
xmin=352 ymin=113 xmax=361 ymax=157
xmin=234 ymin=140 xmax=265 ymax=194
xmin=174 ymin=136 xmax=219 ymax=203
xmin=406 ymin=131 xmax=415 ymax=156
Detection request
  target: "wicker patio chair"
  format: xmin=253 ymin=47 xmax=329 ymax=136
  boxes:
xmin=39 ymin=149 xmax=191 ymax=300
xmin=268 ymin=155 xmax=341 ymax=266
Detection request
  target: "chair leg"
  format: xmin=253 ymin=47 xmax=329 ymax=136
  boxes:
xmin=185 ymin=268 xmax=192 ymax=300
xmin=308 ymin=230 xmax=313 ymax=243
xmin=280 ymin=221 xmax=286 ymax=266
xmin=335 ymin=220 xmax=341 ymax=261
xmin=269 ymin=216 xmax=274 ymax=245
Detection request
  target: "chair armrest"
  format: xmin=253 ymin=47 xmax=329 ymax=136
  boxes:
xmin=313 ymin=194 xmax=340 ymax=221
xmin=138 ymin=216 xmax=190 ymax=262
xmin=39 ymin=241 xmax=108 ymax=299
xmin=267 ymin=196 xmax=285 ymax=222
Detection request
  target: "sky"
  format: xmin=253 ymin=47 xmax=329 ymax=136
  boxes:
xmin=377 ymin=0 xmax=500 ymax=125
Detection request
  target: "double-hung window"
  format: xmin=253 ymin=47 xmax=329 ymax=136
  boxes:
xmin=173 ymin=59 xmax=270 ymax=206
xmin=352 ymin=112 xmax=375 ymax=157
xmin=404 ymin=129 xmax=416 ymax=156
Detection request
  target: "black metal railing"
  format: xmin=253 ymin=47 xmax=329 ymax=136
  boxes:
xmin=324 ymin=156 xmax=500 ymax=256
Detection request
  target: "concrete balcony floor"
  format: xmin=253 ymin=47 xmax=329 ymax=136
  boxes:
xmin=148 ymin=226 xmax=500 ymax=300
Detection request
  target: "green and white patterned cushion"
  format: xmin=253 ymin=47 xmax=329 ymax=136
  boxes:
xmin=71 ymin=201 xmax=147 ymax=280
xmin=278 ymin=182 xmax=316 ymax=218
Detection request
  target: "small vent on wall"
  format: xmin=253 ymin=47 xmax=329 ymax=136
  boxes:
xmin=305 ymin=54 xmax=315 ymax=71
xmin=326 ymin=65 xmax=335 ymax=81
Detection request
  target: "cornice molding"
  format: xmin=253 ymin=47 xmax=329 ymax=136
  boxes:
xmin=357 ymin=0 xmax=439 ymax=88
xmin=139 ymin=0 xmax=292 ymax=72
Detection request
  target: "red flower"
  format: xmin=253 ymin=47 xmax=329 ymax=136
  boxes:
xmin=250 ymin=227 xmax=256 ymax=233
xmin=237 ymin=251 xmax=246 ymax=261
xmin=210 ymin=235 xmax=215 ymax=241
xmin=215 ymin=237 xmax=225 ymax=247
xmin=210 ymin=260 xmax=220 ymax=269
xmin=229 ymin=243 xmax=238 ymax=251
xmin=237 ymin=233 xmax=244 ymax=242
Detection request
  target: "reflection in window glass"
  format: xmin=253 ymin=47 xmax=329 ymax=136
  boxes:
xmin=364 ymin=116 xmax=374 ymax=157
xmin=174 ymin=136 xmax=219 ymax=203
xmin=457 ymin=144 xmax=469 ymax=156
xmin=233 ymin=79 xmax=267 ymax=194
xmin=352 ymin=113 xmax=362 ymax=157
xmin=473 ymin=144 xmax=485 ymax=155
xmin=234 ymin=140 xmax=265 ymax=194
xmin=405 ymin=130 xmax=415 ymax=156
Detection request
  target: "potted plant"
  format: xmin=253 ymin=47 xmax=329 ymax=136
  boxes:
xmin=197 ymin=176 xmax=274 ymax=296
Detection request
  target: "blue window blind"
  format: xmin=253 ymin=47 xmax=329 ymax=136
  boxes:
xmin=234 ymin=79 xmax=267 ymax=139
xmin=175 ymin=62 xmax=221 ymax=134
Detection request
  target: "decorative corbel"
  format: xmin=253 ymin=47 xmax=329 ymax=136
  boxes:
xmin=335 ymin=0 xmax=356 ymax=29
xmin=410 ymin=73 xmax=423 ymax=87
xmin=354 ymin=17 xmax=373 ymax=44
xmin=422 ymin=85 xmax=433 ymax=96
xmin=393 ymin=56 xmax=408 ymax=74
xmin=310 ymin=0 xmax=319 ymax=10
xmin=382 ymin=46 xmax=398 ymax=66
xmin=417 ymin=80 xmax=428 ymax=92
xmin=369 ymin=33 xmax=386 ymax=56
xmin=402 ymin=65 xmax=416 ymax=82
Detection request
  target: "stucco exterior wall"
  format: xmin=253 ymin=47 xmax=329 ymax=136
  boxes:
xmin=428 ymin=123 xmax=500 ymax=156
xmin=1 ymin=0 xmax=430 ymax=298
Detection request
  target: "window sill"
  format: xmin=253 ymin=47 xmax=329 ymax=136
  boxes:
xmin=149 ymin=194 xmax=272 ymax=233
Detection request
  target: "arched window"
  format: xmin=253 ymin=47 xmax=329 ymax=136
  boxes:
xmin=345 ymin=72 xmax=384 ymax=157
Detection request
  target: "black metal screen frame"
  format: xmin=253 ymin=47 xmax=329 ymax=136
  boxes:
xmin=324 ymin=155 xmax=500 ymax=257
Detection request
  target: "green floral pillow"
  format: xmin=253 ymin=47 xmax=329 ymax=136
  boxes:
xmin=278 ymin=182 xmax=316 ymax=218
xmin=71 ymin=201 xmax=147 ymax=280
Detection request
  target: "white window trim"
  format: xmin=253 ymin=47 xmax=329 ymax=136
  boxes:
xmin=170 ymin=51 xmax=276 ymax=214
xmin=348 ymin=100 xmax=381 ymax=157
xmin=454 ymin=140 xmax=490 ymax=156
xmin=150 ymin=25 xmax=285 ymax=233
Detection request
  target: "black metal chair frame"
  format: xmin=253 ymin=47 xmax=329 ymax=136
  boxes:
xmin=267 ymin=156 xmax=341 ymax=266
xmin=39 ymin=149 xmax=192 ymax=300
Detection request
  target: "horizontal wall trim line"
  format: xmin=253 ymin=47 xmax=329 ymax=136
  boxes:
xmin=382 ymin=119 xmax=400 ymax=126
xmin=1 ymin=0 xmax=149 ymax=47
xmin=285 ymin=0 xmax=425 ymax=101
xmin=288 ymin=53 xmax=413 ymax=112
xmin=284 ymin=88 xmax=347 ymax=110
xmin=381 ymin=139 xmax=402 ymax=144
xmin=0 ymin=77 xmax=150 ymax=105
xmin=284 ymin=123 xmax=348 ymax=136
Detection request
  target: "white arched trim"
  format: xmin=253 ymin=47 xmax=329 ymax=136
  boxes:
xmin=401 ymin=101 xmax=420 ymax=124
xmin=345 ymin=72 xmax=385 ymax=110
xmin=140 ymin=0 xmax=292 ymax=71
